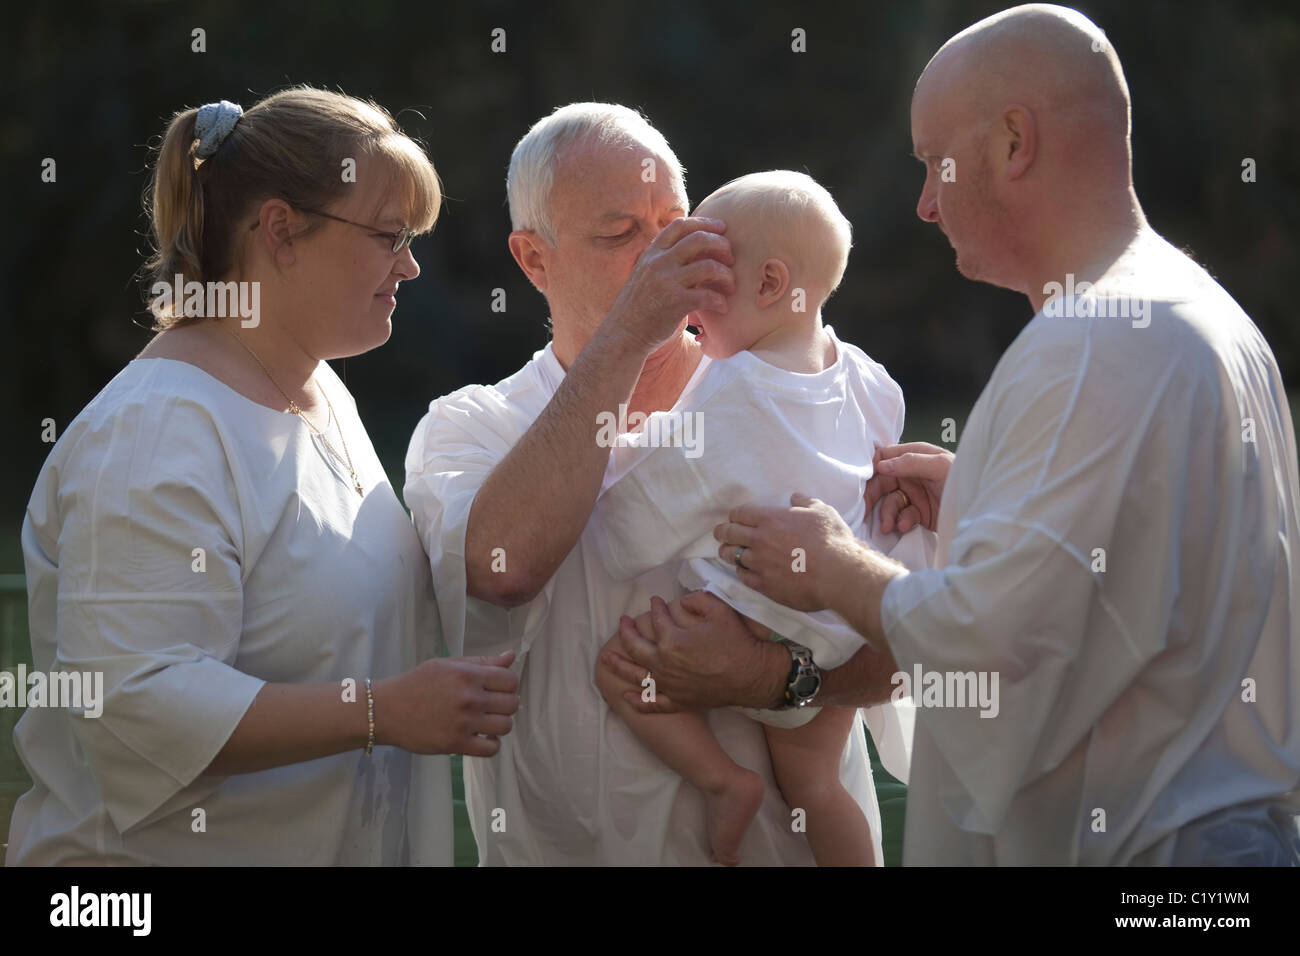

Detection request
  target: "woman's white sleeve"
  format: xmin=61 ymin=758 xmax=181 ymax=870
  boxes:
xmin=45 ymin=405 xmax=264 ymax=834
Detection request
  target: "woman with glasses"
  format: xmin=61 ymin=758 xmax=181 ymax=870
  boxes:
xmin=7 ymin=86 xmax=518 ymax=865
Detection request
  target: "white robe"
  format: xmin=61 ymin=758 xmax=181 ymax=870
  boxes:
xmin=880 ymin=232 xmax=1300 ymax=865
xmin=404 ymin=334 xmax=906 ymax=864
xmin=9 ymin=357 xmax=451 ymax=865
xmin=592 ymin=327 xmax=931 ymax=763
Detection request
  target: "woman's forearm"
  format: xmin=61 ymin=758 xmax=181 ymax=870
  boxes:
xmin=203 ymin=678 xmax=377 ymax=776
xmin=203 ymin=654 xmax=519 ymax=775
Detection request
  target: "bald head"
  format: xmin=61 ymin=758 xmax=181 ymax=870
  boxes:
xmin=918 ymin=4 xmax=1132 ymax=167
xmin=910 ymin=4 xmax=1147 ymax=300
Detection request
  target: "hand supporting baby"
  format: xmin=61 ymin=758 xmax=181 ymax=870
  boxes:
xmin=598 ymin=592 xmax=786 ymax=714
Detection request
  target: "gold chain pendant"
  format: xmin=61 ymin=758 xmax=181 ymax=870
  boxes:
xmin=220 ymin=326 xmax=363 ymax=498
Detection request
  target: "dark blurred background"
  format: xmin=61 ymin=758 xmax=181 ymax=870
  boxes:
xmin=3 ymin=0 xmax=1297 ymax=555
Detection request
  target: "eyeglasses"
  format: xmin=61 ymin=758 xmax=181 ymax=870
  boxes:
xmin=298 ymin=207 xmax=414 ymax=254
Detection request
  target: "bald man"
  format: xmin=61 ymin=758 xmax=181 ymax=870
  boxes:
xmin=603 ymin=4 xmax=1300 ymax=865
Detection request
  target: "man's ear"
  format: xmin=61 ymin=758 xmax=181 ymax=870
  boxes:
xmin=257 ymin=198 xmax=299 ymax=267
xmin=1001 ymin=105 xmax=1037 ymax=181
xmin=508 ymin=230 xmax=551 ymax=293
xmin=755 ymin=258 xmax=791 ymax=308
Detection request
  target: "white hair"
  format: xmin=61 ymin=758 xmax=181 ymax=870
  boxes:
xmin=506 ymin=102 xmax=687 ymax=245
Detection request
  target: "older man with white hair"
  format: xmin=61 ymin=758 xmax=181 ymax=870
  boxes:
xmin=405 ymin=103 xmax=891 ymax=864
xmin=605 ymin=4 xmax=1300 ymax=865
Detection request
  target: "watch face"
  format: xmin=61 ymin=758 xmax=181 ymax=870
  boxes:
xmin=793 ymin=674 xmax=820 ymax=699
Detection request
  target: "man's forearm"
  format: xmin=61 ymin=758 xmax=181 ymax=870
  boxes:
xmin=817 ymin=543 xmax=906 ymax=705
xmin=747 ymin=629 xmax=899 ymax=710
xmin=750 ymin=544 xmax=905 ymax=710
xmin=823 ymin=541 xmax=905 ymax=650
xmin=466 ymin=324 xmax=649 ymax=606
xmin=818 ymin=642 xmax=901 ymax=708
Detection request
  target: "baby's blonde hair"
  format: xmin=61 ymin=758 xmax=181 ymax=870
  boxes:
xmin=698 ymin=170 xmax=852 ymax=302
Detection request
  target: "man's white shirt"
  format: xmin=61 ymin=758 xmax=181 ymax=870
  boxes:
xmin=405 ymin=333 xmax=907 ymax=864
xmin=881 ymin=232 xmax=1300 ymax=864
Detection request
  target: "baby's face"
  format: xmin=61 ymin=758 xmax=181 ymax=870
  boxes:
xmin=688 ymin=195 xmax=768 ymax=359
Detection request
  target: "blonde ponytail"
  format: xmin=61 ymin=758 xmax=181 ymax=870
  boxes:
xmin=144 ymin=108 xmax=206 ymax=325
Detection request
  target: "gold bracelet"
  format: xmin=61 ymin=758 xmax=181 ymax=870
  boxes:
xmin=364 ymin=678 xmax=375 ymax=756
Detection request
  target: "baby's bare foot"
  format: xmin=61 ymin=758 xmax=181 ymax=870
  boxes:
xmin=704 ymin=768 xmax=765 ymax=866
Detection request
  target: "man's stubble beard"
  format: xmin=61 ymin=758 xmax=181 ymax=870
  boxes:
xmin=954 ymin=160 xmax=1014 ymax=291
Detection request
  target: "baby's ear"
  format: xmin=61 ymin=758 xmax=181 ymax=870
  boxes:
xmin=756 ymin=257 xmax=790 ymax=307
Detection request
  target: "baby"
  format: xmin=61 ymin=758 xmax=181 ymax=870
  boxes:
xmin=593 ymin=171 xmax=923 ymax=866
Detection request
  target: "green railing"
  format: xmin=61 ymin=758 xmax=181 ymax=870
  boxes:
xmin=1 ymin=574 xmax=33 ymax=866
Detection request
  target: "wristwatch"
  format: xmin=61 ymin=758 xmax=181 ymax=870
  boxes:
xmin=776 ymin=637 xmax=821 ymax=708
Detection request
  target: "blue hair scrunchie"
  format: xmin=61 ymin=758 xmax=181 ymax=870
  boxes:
xmin=194 ymin=100 xmax=243 ymax=159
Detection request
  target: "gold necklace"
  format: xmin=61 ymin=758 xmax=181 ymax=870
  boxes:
xmin=221 ymin=325 xmax=364 ymax=497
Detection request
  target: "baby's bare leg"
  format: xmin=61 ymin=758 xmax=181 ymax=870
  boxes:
xmin=764 ymin=706 xmax=876 ymax=866
xmin=594 ymin=653 xmax=764 ymax=865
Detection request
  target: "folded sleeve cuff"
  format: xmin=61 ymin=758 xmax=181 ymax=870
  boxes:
xmin=58 ymin=596 xmax=266 ymax=834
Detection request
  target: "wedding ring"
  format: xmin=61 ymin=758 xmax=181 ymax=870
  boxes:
xmin=734 ymin=546 xmax=749 ymax=570
xmin=896 ymin=490 xmax=911 ymax=509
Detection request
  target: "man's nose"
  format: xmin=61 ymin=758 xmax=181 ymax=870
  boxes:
xmin=627 ymin=233 xmax=655 ymax=267
xmin=916 ymin=177 xmax=939 ymax=223
xmin=634 ymin=228 xmax=658 ymax=256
